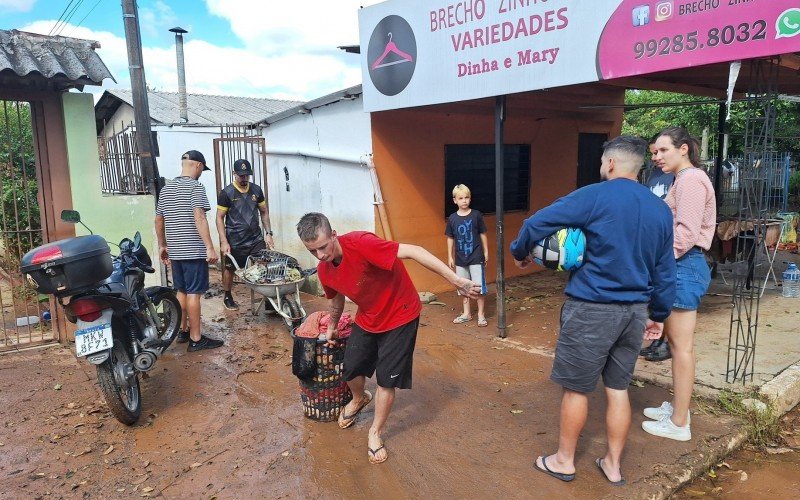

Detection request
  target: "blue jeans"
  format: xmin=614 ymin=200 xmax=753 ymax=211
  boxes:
xmin=673 ymin=247 xmax=710 ymax=311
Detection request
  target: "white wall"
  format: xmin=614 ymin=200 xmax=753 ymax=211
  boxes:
xmin=105 ymin=97 xmax=374 ymax=270
xmin=99 ymin=105 xmax=135 ymax=137
xmin=263 ymin=96 xmax=374 ymax=269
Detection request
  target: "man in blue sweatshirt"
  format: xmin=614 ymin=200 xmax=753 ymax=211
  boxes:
xmin=510 ymin=135 xmax=676 ymax=486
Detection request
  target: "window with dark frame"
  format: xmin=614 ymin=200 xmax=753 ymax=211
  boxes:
xmin=576 ymin=133 xmax=608 ymax=188
xmin=444 ymin=144 xmax=530 ymax=217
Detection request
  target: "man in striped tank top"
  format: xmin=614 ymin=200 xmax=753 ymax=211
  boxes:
xmin=155 ymin=150 xmax=223 ymax=352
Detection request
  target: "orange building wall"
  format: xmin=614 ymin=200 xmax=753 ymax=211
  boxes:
xmin=370 ymin=83 xmax=625 ymax=293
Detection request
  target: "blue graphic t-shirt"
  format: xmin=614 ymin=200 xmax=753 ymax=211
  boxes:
xmin=644 ymin=167 xmax=675 ymax=200
xmin=445 ymin=209 xmax=487 ymax=267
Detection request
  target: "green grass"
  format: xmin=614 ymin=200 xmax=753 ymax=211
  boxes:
xmin=715 ymin=390 xmax=782 ymax=448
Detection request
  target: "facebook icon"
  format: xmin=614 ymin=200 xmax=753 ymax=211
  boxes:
xmin=632 ymin=5 xmax=650 ymax=26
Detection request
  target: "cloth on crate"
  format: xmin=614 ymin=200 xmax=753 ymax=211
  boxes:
xmin=716 ymin=219 xmax=782 ymax=248
xmin=295 ymin=311 xmax=353 ymax=339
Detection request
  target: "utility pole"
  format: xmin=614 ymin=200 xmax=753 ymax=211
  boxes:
xmin=122 ymin=0 xmax=161 ymax=199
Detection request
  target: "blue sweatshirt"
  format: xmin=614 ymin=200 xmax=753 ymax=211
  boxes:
xmin=510 ymin=178 xmax=676 ymax=322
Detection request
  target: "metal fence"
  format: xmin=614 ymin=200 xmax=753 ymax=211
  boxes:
xmin=98 ymin=129 xmax=148 ymax=195
xmin=709 ymin=152 xmax=792 ymax=217
xmin=0 ymin=99 xmax=53 ymax=351
xmin=213 ymin=124 xmax=267 ymax=195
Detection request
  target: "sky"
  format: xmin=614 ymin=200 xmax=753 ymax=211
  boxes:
xmin=1 ymin=0 xmax=383 ymax=102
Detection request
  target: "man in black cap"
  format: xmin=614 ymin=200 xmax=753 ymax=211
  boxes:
xmin=155 ymin=150 xmax=223 ymax=351
xmin=216 ymin=158 xmax=275 ymax=310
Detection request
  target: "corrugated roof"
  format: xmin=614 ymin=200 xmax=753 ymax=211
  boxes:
xmin=0 ymin=29 xmax=114 ymax=91
xmin=102 ymin=89 xmax=302 ymax=126
xmin=259 ymin=85 xmax=363 ymax=126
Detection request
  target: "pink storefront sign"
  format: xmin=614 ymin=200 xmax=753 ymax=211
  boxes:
xmin=598 ymin=0 xmax=800 ymax=79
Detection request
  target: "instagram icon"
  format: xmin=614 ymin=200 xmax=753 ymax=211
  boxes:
xmin=655 ymin=1 xmax=673 ymax=22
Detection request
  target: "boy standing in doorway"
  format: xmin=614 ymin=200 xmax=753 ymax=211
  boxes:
xmin=446 ymin=184 xmax=489 ymax=327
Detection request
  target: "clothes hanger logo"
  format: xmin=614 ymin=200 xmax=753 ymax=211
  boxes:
xmin=371 ymin=32 xmax=414 ymax=70
xmin=367 ymin=15 xmax=417 ymax=97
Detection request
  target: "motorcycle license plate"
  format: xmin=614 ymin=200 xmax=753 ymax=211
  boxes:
xmin=75 ymin=310 xmax=113 ymax=357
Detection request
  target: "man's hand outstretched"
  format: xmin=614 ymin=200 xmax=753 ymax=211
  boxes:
xmin=455 ymin=277 xmax=481 ymax=299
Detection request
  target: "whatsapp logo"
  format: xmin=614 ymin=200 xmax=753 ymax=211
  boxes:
xmin=776 ymin=8 xmax=800 ymax=39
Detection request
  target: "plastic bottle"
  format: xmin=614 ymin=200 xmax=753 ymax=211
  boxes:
xmin=782 ymin=263 xmax=800 ymax=298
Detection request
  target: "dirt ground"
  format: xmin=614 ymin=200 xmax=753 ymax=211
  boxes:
xmin=0 ymin=271 xmax=791 ymax=499
xmin=675 ymin=404 xmax=800 ymax=499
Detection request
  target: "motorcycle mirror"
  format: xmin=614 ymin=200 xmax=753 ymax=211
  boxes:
xmin=119 ymin=238 xmax=133 ymax=252
xmin=133 ymin=231 xmax=142 ymax=248
xmin=60 ymin=210 xmax=81 ymax=223
xmin=60 ymin=209 xmax=93 ymax=234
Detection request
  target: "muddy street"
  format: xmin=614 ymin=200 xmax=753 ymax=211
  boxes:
xmin=675 ymin=404 xmax=800 ymax=499
xmin=0 ymin=273 xmax=778 ymax=499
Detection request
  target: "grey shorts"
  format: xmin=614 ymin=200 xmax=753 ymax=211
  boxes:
xmin=456 ymin=263 xmax=488 ymax=295
xmin=551 ymin=298 xmax=648 ymax=393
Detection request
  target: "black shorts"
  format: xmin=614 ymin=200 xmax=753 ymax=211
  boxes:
xmin=224 ymin=240 xmax=267 ymax=270
xmin=550 ymin=298 xmax=648 ymax=393
xmin=343 ymin=317 xmax=419 ymax=389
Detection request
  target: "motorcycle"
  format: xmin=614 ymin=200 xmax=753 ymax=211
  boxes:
xmin=21 ymin=210 xmax=181 ymax=425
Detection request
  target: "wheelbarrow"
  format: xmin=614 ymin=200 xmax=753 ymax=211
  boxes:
xmin=226 ymin=251 xmax=312 ymax=331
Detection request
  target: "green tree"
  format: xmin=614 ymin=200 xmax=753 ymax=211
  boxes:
xmin=622 ymin=90 xmax=800 ymax=157
xmin=0 ymin=100 xmax=40 ymax=266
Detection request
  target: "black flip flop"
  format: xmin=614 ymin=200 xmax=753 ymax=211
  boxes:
xmin=595 ymin=458 xmax=626 ymax=486
xmin=338 ymin=390 xmax=373 ymax=429
xmin=368 ymin=441 xmax=387 ymax=464
xmin=534 ymin=454 xmax=575 ymax=482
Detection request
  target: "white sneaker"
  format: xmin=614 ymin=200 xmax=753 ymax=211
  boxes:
xmin=643 ymin=402 xmax=691 ymax=424
xmin=642 ymin=415 xmax=691 ymax=441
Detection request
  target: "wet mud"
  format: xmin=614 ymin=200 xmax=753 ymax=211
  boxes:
xmin=675 ymin=405 xmax=800 ymax=499
xmin=0 ymin=271 xmax=795 ymax=499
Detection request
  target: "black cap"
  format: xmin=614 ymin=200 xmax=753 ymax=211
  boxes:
xmin=233 ymin=159 xmax=253 ymax=176
xmin=183 ymin=150 xmax=210 ymax=171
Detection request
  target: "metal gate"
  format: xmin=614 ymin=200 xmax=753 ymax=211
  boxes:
xmin=0 ymin=100 xmax=52 ymax=351
xmin=212 ymin=125 xmax=267 ymax=195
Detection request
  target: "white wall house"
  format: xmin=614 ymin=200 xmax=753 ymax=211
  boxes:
xmin=94 ymin=90 xmax=301 ymax=247
xmin=258 ymin=85 xmax=375 ymax=269
xmin=94 ymin=87 xmax=374 ymax=269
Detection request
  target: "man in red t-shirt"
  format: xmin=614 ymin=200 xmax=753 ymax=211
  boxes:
xmin=297 ymin=213 xmax=479 ymax=464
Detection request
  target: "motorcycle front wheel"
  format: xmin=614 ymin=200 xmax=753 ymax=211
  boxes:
xmin=96 ymin=341 xmax=141 ymax=425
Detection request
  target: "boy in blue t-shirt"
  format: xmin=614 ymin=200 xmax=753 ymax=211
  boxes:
xmin=639 ymin=137 xmax=675 ymax=362
xmin=445 ymin=184 xmax=489 ymax=327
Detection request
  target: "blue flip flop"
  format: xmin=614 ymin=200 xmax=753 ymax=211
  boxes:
xmin=534 ymin=454 xmax=575 ymax=482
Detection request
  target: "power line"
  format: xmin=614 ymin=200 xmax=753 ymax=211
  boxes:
xmin=68 ymin=0 xmax=105 ymax=37
xmin=49 ymin=0 xmax=78 ymax=36
xmin=54 ymin=0 xmax=86 ymax=37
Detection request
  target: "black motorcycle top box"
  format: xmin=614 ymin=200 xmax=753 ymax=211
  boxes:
xmin=20 ymin=235 xmax=113 ymax=296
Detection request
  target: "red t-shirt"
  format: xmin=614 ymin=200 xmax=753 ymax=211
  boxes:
xmin=318 ymin=231 xmax=421 ymax=333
